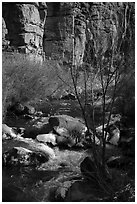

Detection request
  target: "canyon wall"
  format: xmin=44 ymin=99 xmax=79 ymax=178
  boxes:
xmin=2 ymin=2 xmax=47 ymax=62
xmin=2 ymin=2 xmax=134 ymax=66
xmin=44 ymin=2 xmax=87 ymax=66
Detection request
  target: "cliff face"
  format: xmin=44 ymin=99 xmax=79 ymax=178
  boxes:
xmin=2 ymin=2 xmax=134 ymax=65
xmin=2 ymin=2 xmax=47 ymax=61
xmin=44 ymin=2 xmax=87 ymax=66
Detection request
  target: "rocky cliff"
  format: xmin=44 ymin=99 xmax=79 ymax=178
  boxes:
xmin=2 ymin=2 xmax=134 ymax=65
xmin=44 ymin=2 xmax=87 ymax=66
xmin=2 ymin=2 xmax=47 ymax=62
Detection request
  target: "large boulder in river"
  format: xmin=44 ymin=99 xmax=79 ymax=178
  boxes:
xmin=36 ymin=133 xmax=57 ymax=146
xmin=55 ymin=127 xmax=76 ymax=147
xmin=36 ymin=127 xmax=76 ymax=148
xmin=49 ymin=115 xmax=87 ymax=136
xmin=49 ymin=115 xmax=87 ymax=146
xmin=23 ymin=115 xmax=87 ymax=142
xmin=2 ymin=146 xmax=48 ymax=167
xmin=22 ymin=121 xmax=52 ymax=139
xmin=9 ymin=136 xmax=56 ymax=159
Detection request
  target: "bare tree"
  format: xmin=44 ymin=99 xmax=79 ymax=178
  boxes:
xmin=69 ymin=2 xmax=134 ymax=183
xmin=56 ymin=3 xmax=134 ymax=192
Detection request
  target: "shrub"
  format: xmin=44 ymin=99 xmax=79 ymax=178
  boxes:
xmin=2 ymin=53 xmax=66 ymax=121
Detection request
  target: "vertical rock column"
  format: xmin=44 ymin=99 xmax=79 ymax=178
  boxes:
xmin=84 ymin=2 xmax=118 ymax=64
xmin=44 ymin=2 xmax=87 ymax=66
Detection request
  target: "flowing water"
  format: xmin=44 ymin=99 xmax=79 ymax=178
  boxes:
xmin=3 ymin=99 xmax=135 ymax=201
xmin=2 ymin=100 xmax=87 ymax=202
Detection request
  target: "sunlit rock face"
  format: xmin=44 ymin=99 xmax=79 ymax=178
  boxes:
xmin=43 ymin=2 xmax=120 ymax=66
xmin=2 ymin=2 xmax=47 ymax=62
xmin=44 ymin=2 xmax=87 ymax=66
xmin=2 ymin=2 xmax=132 ymax=66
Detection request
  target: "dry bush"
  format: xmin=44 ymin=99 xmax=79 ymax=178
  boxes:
xmin=2 ymin=53 xmax=67 ymax=121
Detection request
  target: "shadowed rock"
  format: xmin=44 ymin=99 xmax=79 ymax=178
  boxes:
xmin=2 ymin=146 xmax=49 ymax=167
xmin=96 ymin=124 xmax=120 ymax=146
xmin=80 ymin=156 xmax=111 ymax=182
xmin=106 ymin=155 xmax=133 ymax=169
xmin=61 ymin=93 xmax=76 ymax=100
xmin=8 ymin=102 xmax=36 ymax=116
xmin=106 ymin=124 xmax=120 ymax=146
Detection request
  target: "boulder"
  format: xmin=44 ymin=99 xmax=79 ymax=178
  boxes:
xmin=24 ymin=115 xmax=87 ymax=145
xmin=2 ymin=146 xmax=48 ymax=167
xmin=56 ymin=135 xmax=75 ymax=148
xmin=36 ymin=133 xmax=57 ymax=146
xmin=106 ymin=124 xmax=120 ymax=146
xmin=23 ymin=122 xmax=52 ymax=139
xmin=48 ymin=115 xmax=87 ymax=146
xmin=56 ymin=127 xmax=69 ymax=136
xmin=34 ymin=143 xmax=55 ymax=158
xmin=44 ymin=126 xmax=74 ymax=147
xmin=36 ymin=124 xmax=77 ymax=148
xmin=12 ymin=136 xmax=56 ymax=159
xmin=49 ymin=115 xmax=87 ymax=137
xmin=96 ymin=124 xmax=120 ymax=146
xmin=2 ymin=124 xmax=17 ymax=139
xmin=49 ymin=117 xmax=60 ymax=128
